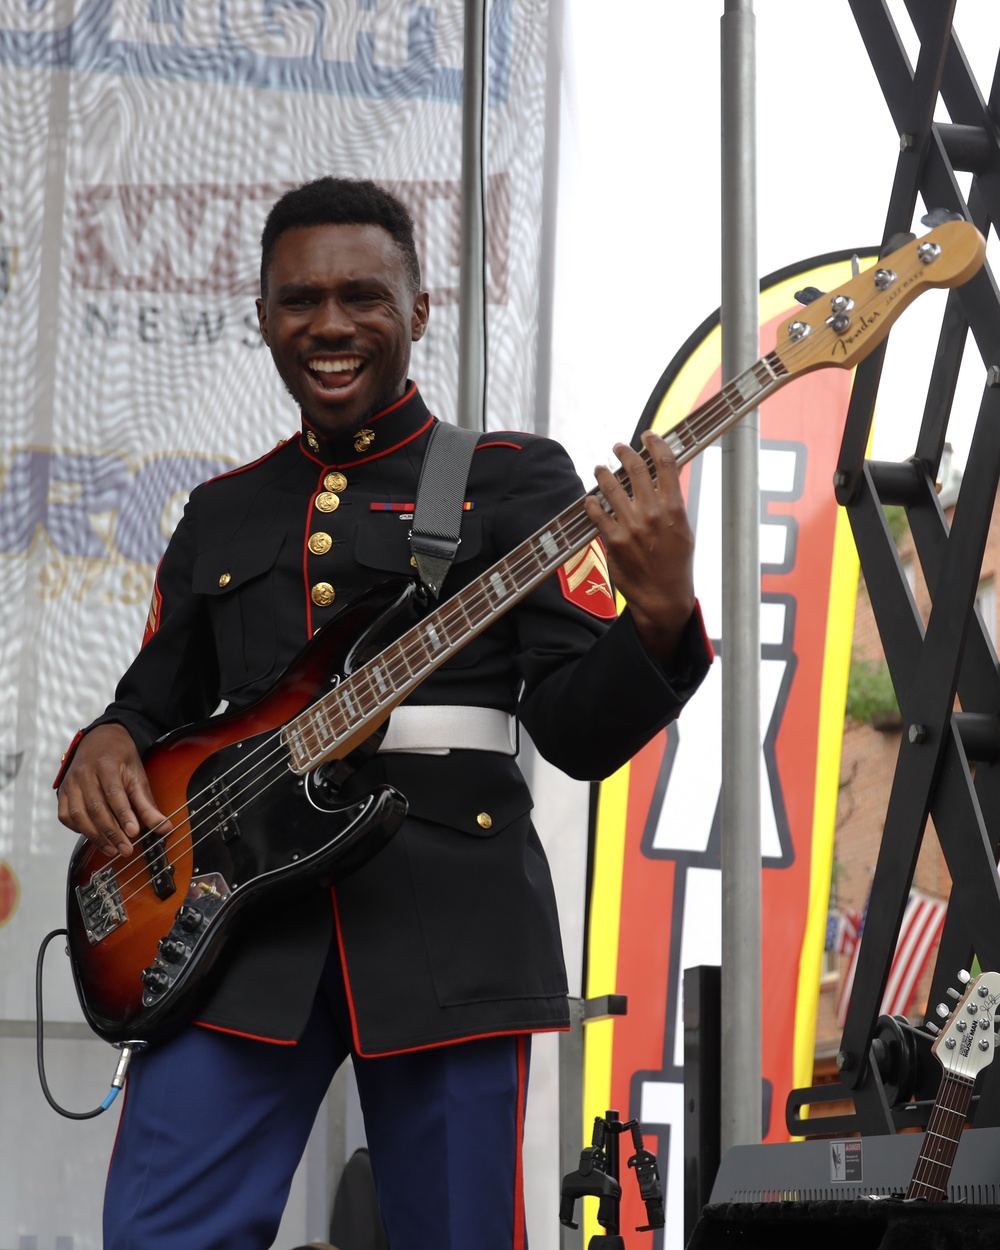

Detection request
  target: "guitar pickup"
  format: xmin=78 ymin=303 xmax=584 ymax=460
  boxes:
xmin=77 ymin=865 xmax=127 ymax=944
xmin=140 ymin=830 xmax=176 ymax=900
xmin=207 ymin=777 xmax=240 ymax=844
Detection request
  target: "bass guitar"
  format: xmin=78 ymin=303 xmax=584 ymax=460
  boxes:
xmin=904 ymin=969 xmax=1000 ymax=1201
xmin=66 ymin=217 xmax=987 ymax=1045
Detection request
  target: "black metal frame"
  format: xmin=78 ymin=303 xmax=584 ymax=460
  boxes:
xmin=788 ymin=0 xmax=1000 ymax=1136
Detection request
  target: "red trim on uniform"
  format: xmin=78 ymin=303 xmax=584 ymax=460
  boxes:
xmin=513 ymin=1035 xmax=528 ymax=1250
xmin=693 ymin=598 xmax=715 ymax=661
xmin=141 ymin=561 xmax=164 ymax=647
xmin=299 ymin=414 xmax=435 ymax=469
xmin=299 ymin=385 xmax=434 ymax=469
xmin=331 ymin=885 xmax=365 ymax=1052
xmin=302 ymin=489 xmax=317 ymax=639
xmin=476 ymin=440 xmax=524 ymax=451
xmin=330 ymin=887 xmax=570 ymax=1058
xmin=193 ymin=1019 xmax=298 ymax=1045
xmin=201 ymin=438 xmax=293 ymax=484
xmin=52 ymin=729 xmax=84 ymax=789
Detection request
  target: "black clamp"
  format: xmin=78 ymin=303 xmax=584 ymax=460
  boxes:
xmin=559 ymin=1118 xmax=621 ymax=1230
xmin=559 ymin=1110 xmax=665 ymax=1244
xmin=626 ymin=1121 xmax=665 ymax=1232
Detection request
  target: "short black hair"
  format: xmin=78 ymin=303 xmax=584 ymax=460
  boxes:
xmin=259 ymin=177 xmax=421 ymax=297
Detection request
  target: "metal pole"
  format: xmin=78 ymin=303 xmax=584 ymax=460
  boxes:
xmin=457 ymin=0 xmax=488 ymax=432
xmin=719 ymin=0 xmax=762 ymax=1155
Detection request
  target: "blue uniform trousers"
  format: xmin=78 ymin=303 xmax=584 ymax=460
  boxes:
xmin=104 ymin=942 xmax=530 ymax=1250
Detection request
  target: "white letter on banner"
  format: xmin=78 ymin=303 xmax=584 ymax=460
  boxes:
xmin=0 ymin=0 xmax=74 ymax=33
xmin=228 ymin=0 xmax=317 ymax=58
xmin=182 ymin=4 xmax=222 ymax=49
xmin=96 ymin=197 xmax=234 ymax=282
xmin=323 ymin=0 xmax=410 ymax=69
xmin=430 ymin=0 xmax=464 ymax=71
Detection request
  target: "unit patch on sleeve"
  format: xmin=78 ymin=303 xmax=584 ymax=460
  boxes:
xmin=558 ymin=540 xmax=618 ymax=620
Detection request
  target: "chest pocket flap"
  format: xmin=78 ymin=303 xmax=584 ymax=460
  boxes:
xmin=192 ymin=532 xmax=285 ymax=595
xmin=353 ymin=515 xmax=482 ymax=578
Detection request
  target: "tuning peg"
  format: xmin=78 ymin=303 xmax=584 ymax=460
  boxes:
xmin=947 ymin=987 xmax=961 ymax=1000
xmin=958 ymin=969 xmax=972 ymax=983
xmin=921 ymin=207 xmax=965 ymax=227
xmin=926 ymin=1021 xmax=941 ymax=1036
xmin=936 ymin=1002 xmax=951 ymax=1018
xmin=794 ymin=286 xmax=824 ymax=306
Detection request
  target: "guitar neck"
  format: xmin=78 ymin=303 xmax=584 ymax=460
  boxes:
xmin=281 ymin=349 xmax=788 ymax=773
xmin=662 ymin=350 xmax=787 ymax=466
xmin=904 ymin=1070 xmax=975 ymax=1201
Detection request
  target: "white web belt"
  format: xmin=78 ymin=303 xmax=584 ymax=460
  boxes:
xmin=377 ymin=705 xmax=518 ymax=756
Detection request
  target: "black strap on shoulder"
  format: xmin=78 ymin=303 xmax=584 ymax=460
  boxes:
xmin=410 ymin=420 xmax=480 ymax=600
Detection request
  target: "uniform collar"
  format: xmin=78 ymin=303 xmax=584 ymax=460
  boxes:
xmin=297 ymin=382 xmax=434 ymax=468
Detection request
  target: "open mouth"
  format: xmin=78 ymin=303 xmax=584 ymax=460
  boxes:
xmin=307 ymin=356 xmax=364 ymax=391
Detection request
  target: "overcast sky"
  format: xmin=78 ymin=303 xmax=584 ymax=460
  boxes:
xmin=550 ymin=0 xmax=1000 ymax=478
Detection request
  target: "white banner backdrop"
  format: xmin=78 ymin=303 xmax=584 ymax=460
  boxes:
xmin=0 ymin=3 xmax=556 ymax=1246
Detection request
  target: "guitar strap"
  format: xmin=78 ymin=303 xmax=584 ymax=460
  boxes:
xmin=410 ymin=420 xmax=481 ymax=600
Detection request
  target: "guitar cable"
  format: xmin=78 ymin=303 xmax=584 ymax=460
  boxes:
xmin=35 ymin=926 xmax=141 ymax=1119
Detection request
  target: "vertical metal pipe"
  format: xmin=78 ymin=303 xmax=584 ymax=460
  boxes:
xmin=719 ymin=0 xmax=762 ymax=1154
xmin=457 ymin=0 xmax=488 ymax=432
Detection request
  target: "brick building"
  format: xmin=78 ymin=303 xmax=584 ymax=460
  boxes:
xmin=814 ymin=456 xmax=1000 ymax=1076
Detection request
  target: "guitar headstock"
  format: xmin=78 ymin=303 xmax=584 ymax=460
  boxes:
xmin=929 ymin=969 xmax=1000 ymax=1080
xmin=774 ymin=218 xmax=986 ymax=380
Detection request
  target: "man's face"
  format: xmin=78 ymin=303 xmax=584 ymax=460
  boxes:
xmin=256 ymin=222 xmax=429 ymax=436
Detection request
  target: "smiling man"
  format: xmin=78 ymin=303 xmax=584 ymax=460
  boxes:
xmin=56 ymin=177 xmax=711 ymax=1250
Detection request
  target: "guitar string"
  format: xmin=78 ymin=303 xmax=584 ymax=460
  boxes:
xmin=908 ymin=992 xmax=999 ymax=1198
xmin=87 ymin=244 xmax=962 ymax=915
xmin=659 ymin=252 xmax=950 ymax=465
xmin=90 ymin=247 xmax=952 ymax=910
xmin=907 ymin=1068 xmax=973 ymax=1197
xmin=96 ymin=494 xmax=608 ymax=909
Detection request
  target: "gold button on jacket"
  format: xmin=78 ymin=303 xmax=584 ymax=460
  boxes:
xmin=308 ymin=532 xmax=333 ymax=555
xmin=310 ymin=582 xmax=336 ymax=607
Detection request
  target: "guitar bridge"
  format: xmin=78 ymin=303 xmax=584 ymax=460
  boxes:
xmin=76 ymin=865 xmax=127 ymax=944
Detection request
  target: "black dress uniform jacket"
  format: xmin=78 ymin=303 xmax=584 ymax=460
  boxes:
xmin=76 ymin=385 xmax=711 ymax=1055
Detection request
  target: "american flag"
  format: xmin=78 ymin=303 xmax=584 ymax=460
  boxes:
xmin=825 ymin=906 xmax=861 ymax=958
xmin=836 ymin=890 xmax=947 ymax=1028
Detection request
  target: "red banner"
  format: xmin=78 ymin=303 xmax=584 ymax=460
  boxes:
xmin=583 ymin=252 xmax=874 ymax=1247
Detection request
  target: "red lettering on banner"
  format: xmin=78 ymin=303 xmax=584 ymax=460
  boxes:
xmin=0 ymin=859 xmax=19 ymax=927
xmin=72 ymin=176 xmax=511 ymax=303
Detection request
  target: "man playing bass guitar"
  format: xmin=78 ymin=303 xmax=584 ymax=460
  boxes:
xmin=55 ymin=177 xmax=712 ymax=1250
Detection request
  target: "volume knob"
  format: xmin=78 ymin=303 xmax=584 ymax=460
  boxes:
xmin=177 ymin=905 xmax=204 ymax=932
xmin=141 ymin=966 xmax=170 ymax=994
xmin=158 ymin=937 xmax=189 ymax=963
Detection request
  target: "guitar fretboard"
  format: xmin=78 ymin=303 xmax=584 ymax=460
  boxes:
xmin=904 ymin=1069 xmax=975 ymax=1201
xmin=280 ymin=350 xmax=790 ymax=773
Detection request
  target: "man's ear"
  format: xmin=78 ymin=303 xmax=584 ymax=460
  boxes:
xmin=411 ymin=291 xmax=430 ymax=342
xmin=256 ymin=296 xmax=269 ymax=346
